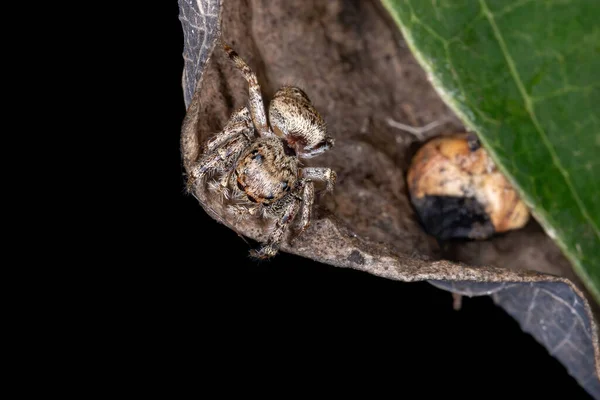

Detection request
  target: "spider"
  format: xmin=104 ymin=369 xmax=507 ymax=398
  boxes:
xmin=187 ymin=41 xmax=337 ymax=259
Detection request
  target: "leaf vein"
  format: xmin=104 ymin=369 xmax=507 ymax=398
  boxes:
xmin=479 ymin=0 xmax=600 ymax=242
xmin=538 ymin=288 xmax=592 ymax=342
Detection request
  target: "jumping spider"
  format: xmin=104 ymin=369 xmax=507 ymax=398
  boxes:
xmin=188 ymin=41 xmax=337 ymax=259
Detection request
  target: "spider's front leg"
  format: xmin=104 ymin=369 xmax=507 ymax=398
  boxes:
xmin=204 ymin=107 xmax=253 ymax=152
xmin=249 ymin=187 xmax=303 ymax=259
xmin=187 ymin=108 xmax=254 ymax=191
xmin=250 ymin=173 xmax=327 ymax=258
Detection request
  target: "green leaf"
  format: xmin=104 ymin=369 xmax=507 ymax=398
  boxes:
xmin=382 ymin=0 xmax=600 ymax=303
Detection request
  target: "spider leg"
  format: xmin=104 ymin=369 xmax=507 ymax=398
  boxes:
xmin=190 ymin=108 xmax=254 ymax=193
xmin=289 ymin=168 xmax=336 ymax=242
xmin=250 ymin=192 xmax=302 ymax=259
xmin=222 ymin=42 xmax=274 ymax=138
xmin=292 ymin=180 xmax=315 ymax=241
xmin=205 ymin=107 xmax=254 ymax=152
xmin=227 ymin=203 xmax=260 ymax=222
xmin=300 ymin=167 xmax=337 ymax=192
xmin=188 ymin=132 xmax=251 ymax=190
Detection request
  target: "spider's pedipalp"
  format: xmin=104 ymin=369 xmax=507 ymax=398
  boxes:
xmin=227 ymin=203 xmax=260 ymax=222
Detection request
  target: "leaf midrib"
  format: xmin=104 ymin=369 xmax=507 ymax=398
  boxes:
xmin=479 ymin=0 xmax=600 ymax=241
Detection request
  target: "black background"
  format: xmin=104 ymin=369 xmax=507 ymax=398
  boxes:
xmin=139 ymin=3 xmax=592 ymax=398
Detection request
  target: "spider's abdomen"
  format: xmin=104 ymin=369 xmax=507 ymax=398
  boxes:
xmin=235 ymin=138 xmax=297 ymax=204
xmin=269 ymin=86 xmax=334 ymax=158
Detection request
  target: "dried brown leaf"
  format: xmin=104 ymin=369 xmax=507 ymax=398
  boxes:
xmin=178 ymin=0 xmax=600 ymax=395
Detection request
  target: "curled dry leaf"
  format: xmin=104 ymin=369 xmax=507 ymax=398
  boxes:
xmin=179 ymin=0 xmax=600 ymax=395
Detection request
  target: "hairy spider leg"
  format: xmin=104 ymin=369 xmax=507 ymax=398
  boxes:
xmin=249 ymin=183 xmax=306 ymax=259
xmin=294 ymin=180 xmax=314 ymax=239
xmin=222 ymin=42 xmax=274 ymax=138
xmin=292 ymin=168 xmax=336 ymax=240
xmin=205 ymin=107 xmax=254 ymax=152
xmin=189 ymin=132 xmax=251 ymax=186
xmin=300 ymin=167 xmax=337 ymax=192
xmin=188 ymin=108 xmax=256 ymax=191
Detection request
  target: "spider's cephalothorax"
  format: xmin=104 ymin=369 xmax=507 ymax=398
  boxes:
xmin=188 ymin=41 xmax=337 ymax=259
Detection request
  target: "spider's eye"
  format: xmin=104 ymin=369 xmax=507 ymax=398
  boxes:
xmin=251 ymin=152 xmax=263 ymax=163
